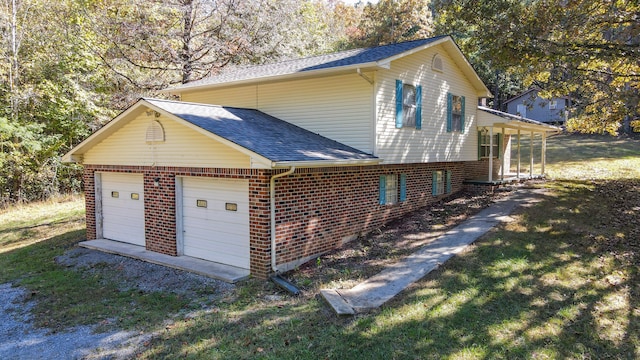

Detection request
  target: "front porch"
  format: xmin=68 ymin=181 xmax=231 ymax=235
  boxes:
xmin=467 ymin=107 xmax=561 ymax=190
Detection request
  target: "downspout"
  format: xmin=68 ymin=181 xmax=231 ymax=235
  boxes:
xmin=270 ymin=166 xmax=296 ymax=273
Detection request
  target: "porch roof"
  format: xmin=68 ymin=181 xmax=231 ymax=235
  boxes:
xmin=477 ymin=106 xmax=561 ymax=134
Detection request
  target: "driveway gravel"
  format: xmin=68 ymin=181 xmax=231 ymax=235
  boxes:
xmin=0 ymin=248 xmax=235 ymax=359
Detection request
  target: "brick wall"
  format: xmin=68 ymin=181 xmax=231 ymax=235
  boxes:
xmin=83 ymin=162 xmax=466 ymax=279
xmin=271 ymin=162 xmax=465 ymax=273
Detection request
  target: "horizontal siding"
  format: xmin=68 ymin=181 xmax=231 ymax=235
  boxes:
xmin=376 ymin=44 xmax=479 ymax=164
xmin=181 ymin=73 xmax=374 ymax=153
xmin=84 ymin=111 xmax=251 ymax=168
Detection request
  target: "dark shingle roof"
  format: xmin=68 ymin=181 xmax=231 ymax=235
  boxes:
xmin=172 ymin=36 xmax=448 ymax=90
xmin=145 ymin=98 xmax=378 ymax=164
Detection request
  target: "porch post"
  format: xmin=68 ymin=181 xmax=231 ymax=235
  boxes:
xmin=488 ymin=127 xmax=494 ymax=182
xmin=517 ymin=129 xmax=521 ymax=179
xmin=541 ymin=132 xmax=547 ymax=175
xmin=529 ymin=131 xmax=534 ymax=178
xmin=500 ymin=127 xmax=505 ymax=181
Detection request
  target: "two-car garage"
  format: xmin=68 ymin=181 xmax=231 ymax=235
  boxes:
xmin=97 ymin=172 xmax=250 ymax=270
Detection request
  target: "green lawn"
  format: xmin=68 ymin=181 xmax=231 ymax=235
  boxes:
xmin=1 ymin=134 xmax=639 ymax=359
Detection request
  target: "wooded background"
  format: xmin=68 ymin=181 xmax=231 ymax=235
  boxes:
xmin=0 ymin=0 xmax=637 ymax=205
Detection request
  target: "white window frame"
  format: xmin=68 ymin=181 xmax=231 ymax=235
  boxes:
xmin=479 ymin=132 xmax=500 ymax=159
xmin=516 ymin=104 xmax=527 ymax=117
xmin=549 ymin=100 xmax=557 ymax=110
xmin=434 ymin=171 xmax=445 ymax=196
xmin=402 ymin=84 xmax=417 ymax=127
xmin=451 ymin=95 xmax=463 ymax=132
xmin=384 ymin=174 xmax=398 ymax=205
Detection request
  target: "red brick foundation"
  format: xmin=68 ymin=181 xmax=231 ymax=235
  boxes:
xmin=83 ymin=162 xmax=466 ymax=279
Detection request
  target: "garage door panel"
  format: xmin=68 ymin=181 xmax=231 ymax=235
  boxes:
xmin=101 ymin=173 xmax=145 ymax=246
xmin=182 ymin=177 xmax=250 ymax=269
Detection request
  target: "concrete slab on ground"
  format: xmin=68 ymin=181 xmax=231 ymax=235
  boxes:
xmin=321 ymin=188 xmax=544 ymax=315
xmin=80 ymin=239 xmax=250 ymax=283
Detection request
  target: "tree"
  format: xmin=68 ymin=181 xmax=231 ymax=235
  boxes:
xmin=339 ymin=0 xmax=434 ymax=49
xmin=86 ymin=0 xmax=336 ymax=92
xmin=432 ymin=0 xmax=640 ymax=134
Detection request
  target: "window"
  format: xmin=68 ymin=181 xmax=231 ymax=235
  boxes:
xmin=478 ymin=131 xmax=502 ymax=159
xmin=403 ymin=84 xmax=417 ymax=127
xmin=446 ymin=93 xmax=465 ymax=133
xmin=549 ymin=100 xmax=557 ymax=110
xmin=396 ymin=80 xmax=422 ymax=129
xmin=432 ymin=170 xmax=452 ymax=196
xmin=379 ymin=174 xmax=407 ymax=205
xmin=432 ymin=54 xmax=443 ymax=72
xmin=516 ymin=104 xmax=527 ymax=117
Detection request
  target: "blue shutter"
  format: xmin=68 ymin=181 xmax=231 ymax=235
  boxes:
xmin=379 ymin=175 xmax=386 ymax=205
xmin=432 ymin=171 xmax=438 ymax=196
xmin=399 ymin=174 xmax=407 ymax=202
xmin=460 ymin=96 xmax=466 ymax=133
xmin=415 ymin=85 xmax=422 ymax=130
xmin=396 ymin=80 xmax=403 ymax=128
xmin=446 ymin=93 xmax=453 ymax=132
xmin=445 ymin=170 xmax=452 ymax=194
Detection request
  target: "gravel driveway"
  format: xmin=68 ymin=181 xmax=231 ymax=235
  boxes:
xmin=0 ymin=248 xmax=235 ymax=359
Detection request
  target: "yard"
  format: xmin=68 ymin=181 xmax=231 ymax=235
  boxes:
xmin=1 ymin=133 xmax=639 ymax=359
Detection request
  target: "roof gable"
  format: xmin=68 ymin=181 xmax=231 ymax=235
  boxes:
xmin=166 ymin=35 xmax=491 ymax=97
xmin=63 ymin=98 xmax=380 ymax=167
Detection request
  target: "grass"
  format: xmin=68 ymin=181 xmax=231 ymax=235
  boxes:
xmin=1 ymin=133 xmax=639 ymax=358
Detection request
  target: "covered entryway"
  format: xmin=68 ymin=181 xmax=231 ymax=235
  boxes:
xmin=475 ymin=106 xmax=561 ymax=183
xmin=179 ymin=177 xmax=250 ymax=269
xmin=99 ymin=172 xmax=145 ymax=246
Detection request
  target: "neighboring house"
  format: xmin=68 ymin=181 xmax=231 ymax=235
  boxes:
xmin=63 ymin=36 xmax=558 ymax=280
xmin=505 ymin=88 xmax=570 ymax=125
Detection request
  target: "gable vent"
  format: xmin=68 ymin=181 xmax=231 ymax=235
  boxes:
xmin=432 ymin=54 xmax=443 ymax=72
xmin=146 ymin=120 xmax=165 ymax=143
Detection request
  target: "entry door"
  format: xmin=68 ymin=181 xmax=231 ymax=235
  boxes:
xmin=182 ymin=177 xmax=250 ymax=269
xmin=100 ymin=172 xmax=145 ymax=246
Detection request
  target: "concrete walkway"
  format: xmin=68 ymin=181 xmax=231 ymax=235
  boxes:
xmin=80 ymin=239 xmax=250 ymax=283
xmin=320 ymin=188 xmax=544 ymax=315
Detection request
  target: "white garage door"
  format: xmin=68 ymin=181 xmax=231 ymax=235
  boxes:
xmin=182 ymin=177 xmax=250 ymax=269
xmin=101 ymin=172 xmax=145 ymax=246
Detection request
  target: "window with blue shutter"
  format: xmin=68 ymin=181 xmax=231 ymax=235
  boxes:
xmin=415 ymin=85 xmax=422 ymax=130
xmin=395 ymin=80 xmax=403 ymax=129
xmin=379 ymin=175 xmax=387 ymax=205
xmin=399 ymin=174 xmax=407 ymax=202
xmin=446 ymin=93 xmax=453 ymax=132
xmin=396 ymin=80 xmax=421 ymax=129
xmin=433 ymin=170 xmax=446 ymax=196
xmin=447 ymin=93 xmax=464 ymax=133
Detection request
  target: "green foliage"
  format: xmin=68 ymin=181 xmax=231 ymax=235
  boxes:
xmin=433 ymin=0 xmax=640 ymax=134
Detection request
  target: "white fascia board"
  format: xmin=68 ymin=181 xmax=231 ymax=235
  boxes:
xmin=61 ymin=102 xmax=147 ymax=163
xmin=161 ymin=63 xmax=385 ymax=95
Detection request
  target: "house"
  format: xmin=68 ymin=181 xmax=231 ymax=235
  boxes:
xmin=505 ymin=88 xmax=570 ymax=125
xmin=63 ymin=36 xmax=559 ymax=280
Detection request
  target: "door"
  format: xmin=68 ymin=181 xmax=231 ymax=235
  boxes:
xmin=100 ymin=172 xmax=145 ymax=246
xmin=181 ymin=177 xmax=250 ymax=269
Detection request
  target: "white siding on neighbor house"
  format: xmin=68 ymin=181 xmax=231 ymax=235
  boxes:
xmin=181 ymin=73 xmax=375 ymax=154
xmin=83 ymin=111 xmax=252 ymax=168
xmin=376 ymin=45 xmax=479 ymax=164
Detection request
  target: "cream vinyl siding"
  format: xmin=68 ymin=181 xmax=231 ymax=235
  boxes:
xmin=376 ymin=45 xmax=479 ymax=164
xmin=181 ymin=73 xmax=375 ymax=153
xmin=83 ymin=111 xmax=251 ymax=168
